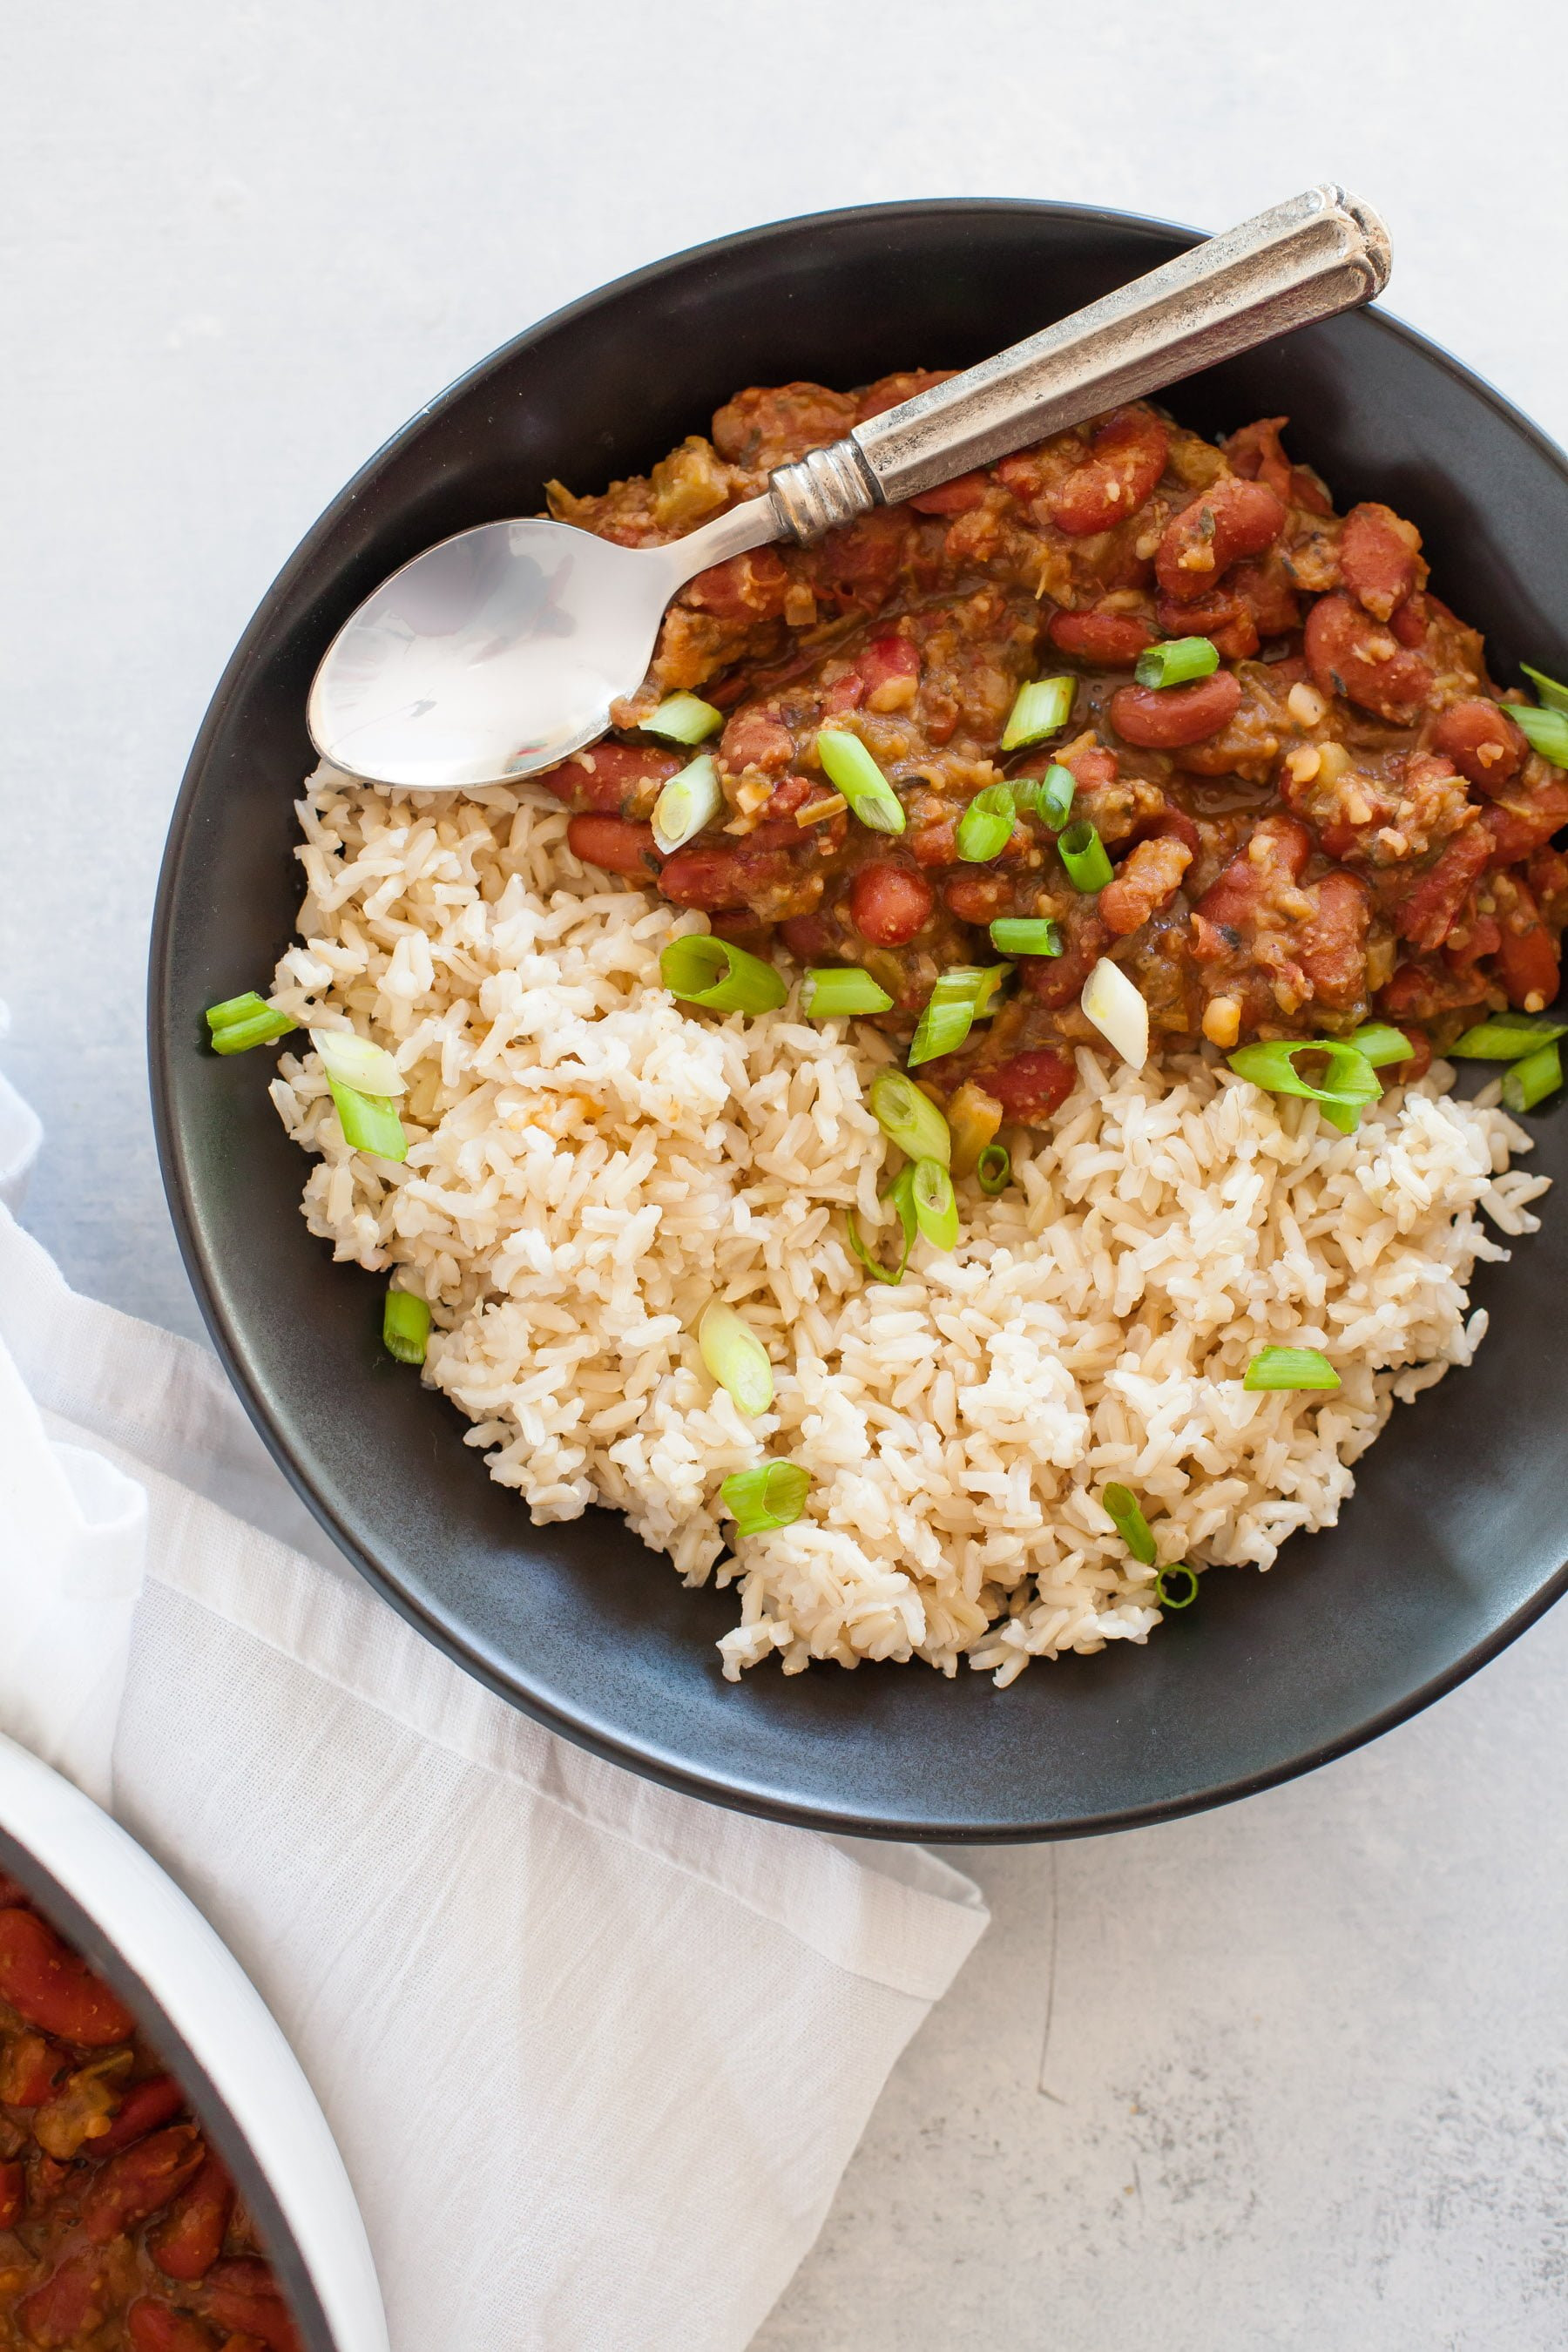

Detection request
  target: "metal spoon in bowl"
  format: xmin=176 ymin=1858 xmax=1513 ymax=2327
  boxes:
xmin=307 ymin=186 xmax=1389 ymax=792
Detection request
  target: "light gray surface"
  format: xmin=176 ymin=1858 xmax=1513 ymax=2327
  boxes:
xmin=4 ymin=4 xmax=1568 ymax=2344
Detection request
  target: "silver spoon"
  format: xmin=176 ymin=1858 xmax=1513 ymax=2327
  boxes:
xmin=308 ymin=186 xmax=1389 ymax=792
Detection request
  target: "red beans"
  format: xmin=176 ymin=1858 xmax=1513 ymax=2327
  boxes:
xmin=685 ymin=546 xmax=789 ymax=621
xmin=1481 ymin=776 xmax=1568 ymax=863
xmin=1431 ymin=699 xmax=1526 ymax=792
xmin=1497 ymin=910 xmax=1561 ymax=1009
xmin=858 ymin=633 xmax=921 ymax=707
xmin=94 ymin=2072 xmax=186 ymax=2155
xmin=1109 ymin=672 xmax=1242 ymax=748
xmin=0 ymin=1910 xmax=135 ymax=2048
xmin=1155 ymin=476 xmax=1287 ymax=602
xmin=128 ymin=2302 xmax=221 ymax=2352
xmin=658 ymin=846 xmax=751 ymax=910
xmin=720 ymin=708 xmax=794 ymax=773
xmin=545 ymin=741 xmax=678 ymax=814
xmin=908 ymin=472 xmax=988 ymax=516
xmin=1339 ymin=502 xmax=1422 ymax=623
xmin=82 ymin=2125 xmax=205 ymax=2245
xmin=943 ymin=871 xmax=1011 ymax=923
xmin=1099 ymin=835 xmax=1193 ymax=938
xmin=983 ymin=1050 xmax=1077 ymax=1123
xmin=0 ymin=2160 xmax=22 ymax=2230
xmin=565 ymin=814 xmax=660 ymax=879
xmin=1294 ymin=870 xmax=1372 ymax=1009
xmin=1048 ymin=409 xmax=1169 ymax=537
xmin=848 ymin=863 xmax=934 ymax=945
xmin=201 ymin=2258 xmax=304 ymax=2352
xmin=151 ymin=2156 xmax=234 ymax=2282
xmin=1394 ymin=824 xmax=1491 ymax=951
xmin=19 ymin=2249 xmax=110 ymax=2346
xmin=1303 ymin=591 xmax=1434 ymax=722
xmin=1046 ymin=609 xmax=1155 ymax=666
xmin=1154 ymin=588 xmax=1257 ymax=662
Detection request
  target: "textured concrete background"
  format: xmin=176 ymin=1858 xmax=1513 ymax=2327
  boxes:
xmin=5 ymin=3 xmax=1568 ymax=2343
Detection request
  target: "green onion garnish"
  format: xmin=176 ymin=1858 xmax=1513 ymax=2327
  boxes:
xmin=1133 ymin=637 xmax=1220 ymax=689
xmin=720 ymin=1459 xmax=812 ymax=1538
xmin=907 ymin=964 xmax=1010 ymax=1069
xmin=1448 ymin=1011 xmax=1568 ymax=1060
xmin=660 ymin=935 xmax=787 ymax=1014
xmin=383 ymin=1287 xmax=430 ymax=1365
xmin=1513 ymin=702 xmax=1568 ymax=769
xmin=976 ymin=1142 xmax=1012 ymax=1195
xmin=1011 ymin=763 xmax=1077 ymax=830
xmin=1155 ymin=1565 xmax=1200 ymax=1610
xmin=847 ymin=1161 xmax=919 ymax=1286
xmin=868 ymin=1070 xmax=951 ymax=1166
xmin=206 ymin=992 xmax=295 ymax=1055
xmin=651 ymin=754 xmax=722 ymax=855
xmin=1243 ymin=1346 xmax=1341 ymax=1392
xmin=989 ymin=917 xmax=1063 ymax=957
xmin=1000 ymin=675 xmax=1074 ymax=753
xmin=1521 ymin=663 xmax=1568 ymax=715
xmin=311 ymin=1026 xmax=407 ymax=1098
xmin=912 ymin=1158 xmax=959 ymax=1251
xmin=698 ymin=1300 xmax=775 ymax=1418
xmin=1502 ymin=1039 xmax=1563 ymax=1113
xmin=1227 ymin=1039 xmax=1382 ymax=1131
xmin=1348 ymin=1022 xmax=1415 ymax=1069
xmin=815 ymin=731 xmax=906 ymax=834
xmin=1057 ymin=820 xmax=1114 ymax=895
xmin=328 ymin=1078 xmax=408 ymax=1162
xmin=801 ymin=966 xmax=895 ymax=1018
xmin=642 ymin=692 xmax=723 ymax=745
xmin=1102 ymin=1481 xmax=1158 ymax=1567
xmin=955 ymin=784 xmax=1017 ymax=863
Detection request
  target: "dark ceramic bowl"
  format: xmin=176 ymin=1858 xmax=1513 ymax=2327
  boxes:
xmin=150 ymin=199 xmax=1568 ymax=1841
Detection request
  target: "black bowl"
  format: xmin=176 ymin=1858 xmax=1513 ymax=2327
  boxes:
xmin=150 ymin=199 xmax=1568 ymax=1841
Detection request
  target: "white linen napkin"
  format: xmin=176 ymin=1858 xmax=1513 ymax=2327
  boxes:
xmin=0 ymin=1052 xmax=987 ymax=2352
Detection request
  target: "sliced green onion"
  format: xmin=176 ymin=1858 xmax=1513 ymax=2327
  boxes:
xmin=1243 ymin=1346 xmax=1341 ymax=1392
xmin=699 ymin=1300 xmax=775 ymax=1418
xmin=912 ymin=1158 xmax=959 ymax=1251
xmin=1521 ymin=665 xmax=1568 ymax=716
xmin=1448 ymin=1011 xmax=1568 ymax=1060
xmin=1349 ymin=1022 xmax=1416 ymax=1069
xmin=642 ymin=692 xmax=723 ymax=745
xmin=1058 ymin=820 xmax=1114 ymax=894
xmin=801 ymin=966 xmax=894 ymax=1018
xmin=206 ymin=991 xmax=295 ymax=1054
xmin=989 ymin=917 xmax=1063 ymax=956
xmin=1011 ymin=762 xmax=1076 ymax=830
xmin=1227 ymin=1039 xmax=1381 ymax=1127
xmin=976 ymin=1142 xmax=1012 ymax=1195
xmin=311 ymin=1026 xmax=406 ymax=1098
xmin=846 ymin=1161 xmax=918 ymax=1286
xmin=1155 ymin=1564 xmax=1200 ymax=1610
xmin=1000 ymin=675 xmax=1074 ymax=753
xmin=660 ymin=934 xmax=787 ymax=1014
xmin=956 ymin=784 xmax=1017 ymax=863
xmin=328 ymin=1078 xmax=408 ymax=1162
xmin=1134 ymin=636 xmax=1220 ymax=689
xmin=1081 ymin=956 xmax=1149 ymax=1069
xmin=907 ymin=964 xmax=1010 ymax=1069
xmin=1502 ymin=1039 xmax=1563 ymax=1113
xmin=869 ymin=1070 xmax=951 ymax=1166
xmin=651 ymin=754 xmax=722 ymax=855
xmin=815 ymin=730 xmax=905 ymax=834
xmin=382 ymin=1287 xmax=430 ymax=1365
xmin=1102 ymin=1482 xmax=1157 ymax=1567
xmin=720 ymin=1459 xmax=812 ymax=1538
xmin=1513 ymin=702 xmax=1568 ymax=769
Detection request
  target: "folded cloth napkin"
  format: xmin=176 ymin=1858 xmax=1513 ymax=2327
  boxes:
xmin=0 ymin=1056 xmax=988 ymax=2352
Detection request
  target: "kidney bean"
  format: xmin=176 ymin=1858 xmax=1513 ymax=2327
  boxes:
xmin=1195 ymin=815 xmax=1312 ymax=940
xmin=908 ymin=472 xmax=988 ymax=516
xmin=658 ymin=846 xmax=754 ymax=910
xmin=806 ymin=510 xmax=909 ymax=616
xmin=1155 ymin=476 xmax=1286 ymax=603
xmin=1481 ymin=775 xmax=1568 ymax=863
xmin=1340 ymin=502 xmax=1422 ymax=623
xmin=0 ymin=1912 xmax=135 ymax=2049
xmin=982 ymin=1050 xmax=1077 ymax=1123
xmin=82 ymin=2125 xmax=205 ymax=2244
xmin=1048 ymin=409 xmax=1169 ymax=536
xmin=1228 ymin=556 xmax=1301 ymax=639
xmin=1393 ymin=824 xmax=1492 ymax=952
xmin=1304 ymin=592 xmax=1434 ymax=722
xmin=1100 ymin=835 xmax=1193 ymax=937
xmin=545 ymin=742 xmax=679 ymax=814
xmin=0 ymin=2159 xmax=21 ymax=2228
xmin=94 ymin=2072 xmax=186 ymax=2156
xmin=564 ymin=814 xmax=660 ymax=880
xmin=1295 ymin=870 xmax=1372 ymax=1009
xmin=855 ymin=368 xmax=952 ymax=424
xmin=1222 ymin=415 xmax=1294 ymax=503
xmin=1110 ymin=672 xmax=1242 ymax=749
xmin=712 ymin=382 xmax=859 ymax=470
xmin=201 ymin=2260 xmax=303 ymax=2352
xmin=1023 ymin=909 xmax=1110 ymax=1010
xmin=0 ymin=2031 xmax=64 ymax=2107
xmin=151 ymin=2156 xmax=234 ymax=2282
xmin=1154 ymin=587 xmax=1257 ymax=661
xmin=857 ymin=634 xmax=921 ymax=709
xmin=848 ymin=863 xmax=934 ymax=946
xmin=720 ymin=709 xmax=794 ymax=773
xmin=128 ymin=2301 xmax=222 ymax=2352
xmin=1430 ymin=699 xmax=1526 ymax=792
xmin=685 ymin=546 xmax=789 ymax=622
xmin=1380 ymin=954 xmax=1489 ymax=1024
xmin=778 ymin=910 xmax=838 ymax=962
xmin=1046 ymin=609 xmax=1155 ymax=666
xmin=18 ymin=2250 xmax=111 ymax=2346
xmin=943 ymin=871 xmax=1012 ymax=923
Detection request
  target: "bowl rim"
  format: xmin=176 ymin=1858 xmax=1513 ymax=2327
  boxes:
xmin=149 ymin=195 xmax=1568 ymax=1842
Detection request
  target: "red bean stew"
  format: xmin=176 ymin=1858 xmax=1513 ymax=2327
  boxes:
xmin=0 ymin=1876 xmax=300 ymax=2352
xmin=541 ymin=376 xmax=1567 ymax=1127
